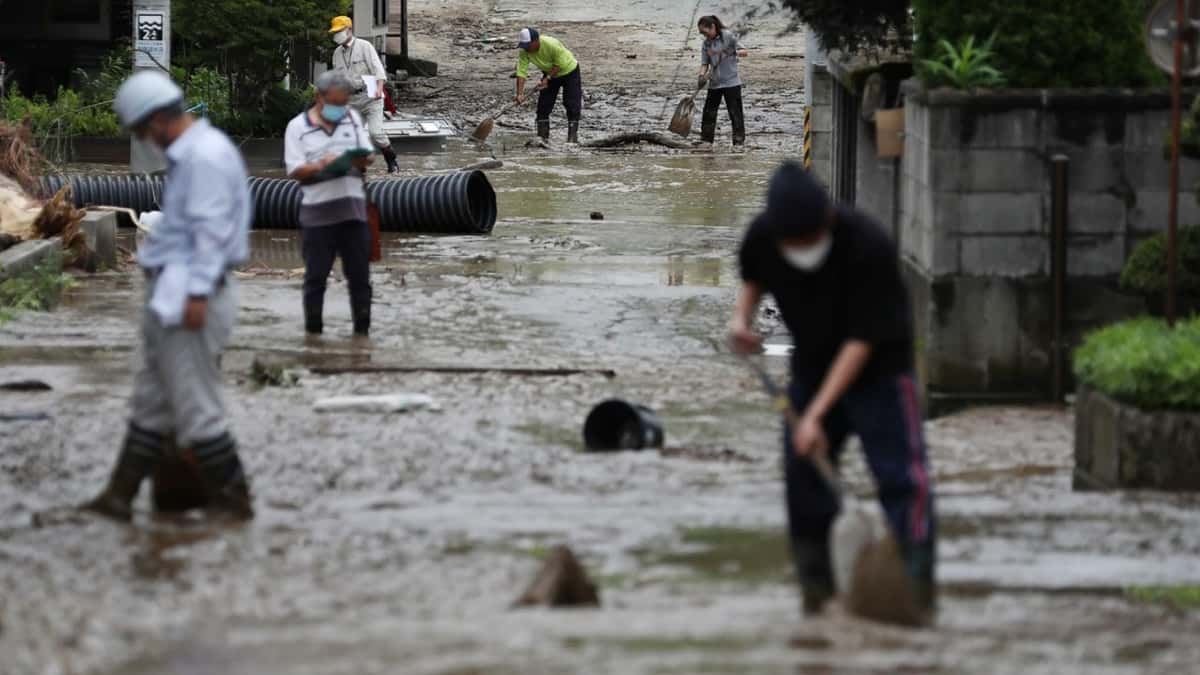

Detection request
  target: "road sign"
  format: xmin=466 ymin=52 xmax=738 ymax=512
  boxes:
xmin=133 ymin=0 xmax=171 ymax=70
xmin=1146 ymin=0 xmax=1200 ymax=76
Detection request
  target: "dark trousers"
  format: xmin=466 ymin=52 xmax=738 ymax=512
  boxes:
xmin=536 ymin=67 xmax=583 ymax=122
xmin=701 ymin=85 xmax=745 ymax=145
xmin=784 ymin=371 xmax=936 ymax=596
xmin=301 ymin=220 xmax=372 ymax=323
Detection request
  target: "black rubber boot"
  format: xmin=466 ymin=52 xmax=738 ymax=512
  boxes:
xmin=83 ymin=424 xmax=165 ymax=521
xmin=793 ymin=537 xmax=836 ymax=616
xmin=382 ymin=146 xmax=399 ymax=174
xmin=353 ymin=313 xmax=371 ymax=337
xmin=304 ymin=302 xmax=323 ymax=335
xmin=567 ymin=122 xmax=579 ymax=144
xmin=186 ymin=433 xmax=254 ymax=521
xmin=537 ymin=120 xmax=550 ymax=141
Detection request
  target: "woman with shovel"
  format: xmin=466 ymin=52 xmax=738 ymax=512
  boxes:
xmin=697 ymin=15 xmax=748 ymax=148
xmin=729 ymin=162 xmax=937 ymax=622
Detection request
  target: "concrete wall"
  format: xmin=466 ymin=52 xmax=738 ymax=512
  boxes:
xmin=827 ymin=65 xmax=1188 ymax=397
xmin=806 ymin=66 xmax=834 ymax=190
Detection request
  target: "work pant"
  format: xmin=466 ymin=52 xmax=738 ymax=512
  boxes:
xmin=536 ymin=67 xmax=584 ymax=123
xmin=351 ymin=95 xmax=391 ymax=150
xmin=700 ymin=85 xmax=745 ymax=145
xmin=301 ymin=220 xmax=372 ymax=322
xmin=784 ymin=371 xmax=936 ymax=597
xmin=130 ymin=275 xmax=236 ymax=447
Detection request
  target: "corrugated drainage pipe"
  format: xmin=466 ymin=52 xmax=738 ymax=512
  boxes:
xmin=38 ymin=171 xmax=497 ymax=235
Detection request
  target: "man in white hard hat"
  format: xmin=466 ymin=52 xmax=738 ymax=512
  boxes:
xmin=84 ymin=69 xmax=254 ymax=521
xmin=329 ymin=15 xmax=398 ymax=173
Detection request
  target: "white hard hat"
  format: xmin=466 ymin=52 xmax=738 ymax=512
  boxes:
xmin=113 ymin=70 xmax=184 ymax=129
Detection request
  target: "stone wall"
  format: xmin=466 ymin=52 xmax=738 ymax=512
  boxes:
xmin=1075 ymin=386 xmax=1200 ymax=491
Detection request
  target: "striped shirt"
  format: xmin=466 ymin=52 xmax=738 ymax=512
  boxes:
xmin=284 ymin=108 xmax=375 ymax=228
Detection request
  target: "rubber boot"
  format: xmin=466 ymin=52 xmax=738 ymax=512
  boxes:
xmin=567 ymin=121 xmax=579 ymax=144
xmin=382 ymin=146 xmax=399 ymax=174
xmin=82 ymin=424 xmax=165 ymax=521
xmin=304 ymin=302 xmax=323 ymax=335
xmin=536 ymin=119 xmax=550 ymax=141
xmin=186 ymin=433 xmax=254 ymax=520
xmin=353 ymin=304 xmax=371 ymax=337
xmin=793 ymin=537 xmax=836 ymax=616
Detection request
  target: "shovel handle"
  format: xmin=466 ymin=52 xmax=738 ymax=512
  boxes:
xmin=736 ymin=351 xmax=845 ymax=503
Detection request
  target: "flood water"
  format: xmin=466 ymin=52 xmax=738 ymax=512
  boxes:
xmin=3 ymin=100 xmax=1200 ymax=675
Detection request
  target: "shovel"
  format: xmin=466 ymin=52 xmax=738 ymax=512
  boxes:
xmin=737 ymin=351 xmax=930 ymax=627
xmin=668 ymin=74 xmax=711 ymax=138
xmin=470 ymin=84 xmax=545 ymax=143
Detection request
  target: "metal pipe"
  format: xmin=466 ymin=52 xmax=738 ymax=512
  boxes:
xmin=39 ymin=172 xmax=497 ymax=235
xmin=401 ymin=0 xmax=409 ymax=61
xmin=1168 ymin=0 xmax=1187 ymax=327
xmin=1050 ymin=155 xmax=1070 ymax=403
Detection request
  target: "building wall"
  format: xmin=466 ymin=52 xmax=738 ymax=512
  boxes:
xmin=829 ymin=67 xmax=1190 ymax=398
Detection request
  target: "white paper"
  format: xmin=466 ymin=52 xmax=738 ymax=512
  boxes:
xmin=149 ymin=263 xmax=188 ymax=327
xmin=361 ymin=75 xmax=378 ymax=95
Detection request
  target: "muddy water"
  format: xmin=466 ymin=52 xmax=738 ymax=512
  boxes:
xmin=4 ymin=141 xmax=1200 ymax=675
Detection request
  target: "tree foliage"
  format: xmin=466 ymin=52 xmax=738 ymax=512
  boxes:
xmin=173 ymin=0 xmax=348 ymax=109
xmin=777 ymin=0 xmax=911 ymax=54
xmin=911 ymin=0 xmax=1159 ymax=88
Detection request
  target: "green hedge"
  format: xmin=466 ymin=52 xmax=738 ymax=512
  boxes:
xmin=912 ymin=0 xmax=1160 ymax=88
xmin=1120 ymin=225 xmax=1200 ymax=295
xmin=1073 ymin=317 xmax=1200 ymax=410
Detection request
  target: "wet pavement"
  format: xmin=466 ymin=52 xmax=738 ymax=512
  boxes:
xmin=5 ymin=2 xmax=1200 ymax=673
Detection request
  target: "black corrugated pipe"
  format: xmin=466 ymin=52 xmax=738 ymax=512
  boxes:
xmin=38 ymin=171 xmax=497 ymax=235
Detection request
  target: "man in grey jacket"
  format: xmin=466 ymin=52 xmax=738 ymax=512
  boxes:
xmin=84 ymin=70 xmax=253 ymax=521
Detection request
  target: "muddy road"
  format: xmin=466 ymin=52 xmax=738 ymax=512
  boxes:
xmin=4 ymin=1 xmax=1200 ymax=674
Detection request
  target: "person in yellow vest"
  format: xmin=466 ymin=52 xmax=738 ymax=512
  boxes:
xmin=328 ymin=15 xmax=399 ymax=173
xmin=514 ymin=28 xmax=582 ymax=144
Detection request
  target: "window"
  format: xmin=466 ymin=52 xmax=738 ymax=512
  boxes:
xmin=374 ymin=0 xmax=388 ymax=26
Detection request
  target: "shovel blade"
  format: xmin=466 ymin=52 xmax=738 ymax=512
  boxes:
xmin=470 ymin=118 xmax=495 ymax=143
xmin=668 ymin=97 xmax=695 ymax=137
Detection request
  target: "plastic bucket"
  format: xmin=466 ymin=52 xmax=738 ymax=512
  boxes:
xmin=582 ymin=399 xmax=665 ymax=451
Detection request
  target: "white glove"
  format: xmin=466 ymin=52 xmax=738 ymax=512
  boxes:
xmin=138 ymin=211 xmax=163 ymax=232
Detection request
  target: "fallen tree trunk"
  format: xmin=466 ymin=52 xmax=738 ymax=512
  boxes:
xmin=581 ymin=132 xmax=693 ymax=150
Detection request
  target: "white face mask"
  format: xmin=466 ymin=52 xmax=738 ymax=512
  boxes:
xmin=780 ymin=235 xmax=832 ymax=271
xmin=333 ymin=30 xmax=350 ymax=45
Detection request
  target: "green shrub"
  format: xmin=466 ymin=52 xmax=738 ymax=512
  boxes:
xmin=918 ymin=34 xmax=1006 ymax=89
xmin=0 ymin=263 xmax=76 ymax=324
xmin=912 ymin=0 xmax=1160 ymax=88
xmin=1120 ymin=226 xmax=1200 ymax=295
xmin=1073 ymin=317 xmax=1200 ymax=410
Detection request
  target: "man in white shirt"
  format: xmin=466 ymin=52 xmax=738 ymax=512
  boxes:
xmin=284 ymin=70 xmax=376 ymax=336
xmin=329 ymin=15 xmax=398 ymax=173
xmin=85 ymin=70 xmax=253 ymax=521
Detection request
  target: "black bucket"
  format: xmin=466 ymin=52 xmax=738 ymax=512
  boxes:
xmin=582 ymin=399 xmax=665 ymax=451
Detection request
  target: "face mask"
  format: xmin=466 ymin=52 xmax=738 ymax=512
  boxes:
xmin=780 ymin=235 xmax=832 ymax=271
xmin=320 ymin=104 xmax=347 ymax=123
xmin=333 ymin=30 xmax=350 ymax=45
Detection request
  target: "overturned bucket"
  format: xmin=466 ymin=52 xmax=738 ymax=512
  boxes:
xmin=582 ymin=399 xmax=664 ymax=451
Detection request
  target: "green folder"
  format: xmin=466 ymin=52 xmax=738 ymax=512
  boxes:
xmin=316 ymin=148 xmax=374 ymax=179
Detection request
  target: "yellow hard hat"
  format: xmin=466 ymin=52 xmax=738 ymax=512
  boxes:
xmin=329 ymin=16 xmax=352 ymax=33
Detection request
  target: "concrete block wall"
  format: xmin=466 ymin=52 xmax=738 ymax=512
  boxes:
xmin=900 ymin=89 xmax=1200 ymax=282
xmin=807 ymin=65 xmax=834 ymax=190
xmin=892 ymin=86 xmax=1192 ymax=396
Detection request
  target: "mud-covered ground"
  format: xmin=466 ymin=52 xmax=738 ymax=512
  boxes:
xmin=4 ymin=2 xmax=1200 ymax=674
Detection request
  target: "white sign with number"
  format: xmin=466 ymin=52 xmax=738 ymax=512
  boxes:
xmin=133 ymin=0 xmax=171 ymax=70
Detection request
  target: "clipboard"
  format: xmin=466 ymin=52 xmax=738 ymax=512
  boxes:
xmin=315 ymin=148 xmax=374 ymax=180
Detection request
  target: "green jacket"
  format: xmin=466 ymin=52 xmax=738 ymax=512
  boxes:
xmin=516 ymin=35 xmax=578 ymax=79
